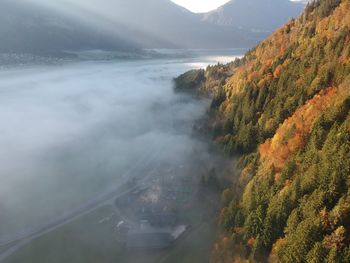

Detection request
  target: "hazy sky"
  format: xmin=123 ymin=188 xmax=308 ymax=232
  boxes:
xmin=171 ymin=0 xmax=231 ymax=13
xmin=171 ymin=0 xmax=306 ymax=13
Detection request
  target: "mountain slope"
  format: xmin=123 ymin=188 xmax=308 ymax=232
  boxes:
xmin=70 ymin=0 xmax=262 ymax=48
xmin=0 ymin=0 xmax=304 ymax=53
xmin=0 ymin=0 xmax=137 ymax=53
xmin=176 ymin=0 xmax=350 ymax=262
xmin=202 ymin=0 xmax=304 ymax=32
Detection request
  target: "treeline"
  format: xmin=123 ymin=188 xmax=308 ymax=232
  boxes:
xmin=174 ymin=63 xmax=234 ymax=96
xmin=175 ymin=0 xmax=350 ymax=262
xmin=217 ymin=98 xmax=350 ymax=262
xmin=209 ymin=0 xmax=350 ymax=155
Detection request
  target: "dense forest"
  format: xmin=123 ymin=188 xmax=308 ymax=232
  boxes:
xmin=176 ymin=0 xmax=350 ymax=262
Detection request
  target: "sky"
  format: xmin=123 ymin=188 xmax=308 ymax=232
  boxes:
xmin=171 ymin=0 xmax=231 ymax=13
xmin=171 ymin=0 xmax=306 ymax=13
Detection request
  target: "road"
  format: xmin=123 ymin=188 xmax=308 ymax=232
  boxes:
xmin=0 ymin=146 xmax=166 ymax=262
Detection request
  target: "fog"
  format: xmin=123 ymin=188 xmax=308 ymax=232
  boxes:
xmin=0 ymin=52 xmax=241 ymax=240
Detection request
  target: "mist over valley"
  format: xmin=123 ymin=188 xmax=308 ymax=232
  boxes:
xmin=1 ymin=1 xmax=343 ymax=263
xmin=0 ymin=50 xmax=241 ymax=246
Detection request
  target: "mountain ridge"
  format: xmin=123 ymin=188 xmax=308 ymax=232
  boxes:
xmin=202 ymin=0 xmax=304 ymax=32
xmin=0 ymin=0 xmax=304 ymax=54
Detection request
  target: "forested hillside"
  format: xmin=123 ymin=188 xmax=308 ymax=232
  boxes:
xmin=176 ymin=0 xmax=350 ymax=262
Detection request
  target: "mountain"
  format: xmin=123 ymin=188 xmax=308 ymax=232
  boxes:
xmin=49 ymin=0 xmax=304 ymax=48
xmin=176 ymin=0 xmax=350 ymax=262
xmin=202 ymin=0 xmax=304 ymax=32
xmin=0 ymin=0 xmax=304 ymax=54
xmin=0 ymin=0 xmax=137 ymax=54
xmin=57 ymin=0 xmax=263 ymax=48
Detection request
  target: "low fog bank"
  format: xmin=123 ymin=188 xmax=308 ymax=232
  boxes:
xmin=0 ymin=52 xmax=241 ymax=238
xmin=0 ymin=48 xmax=247 ymax=70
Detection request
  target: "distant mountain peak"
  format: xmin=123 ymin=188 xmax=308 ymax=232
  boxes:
xmin=202 ymin=0 xmax=304 ymax=32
